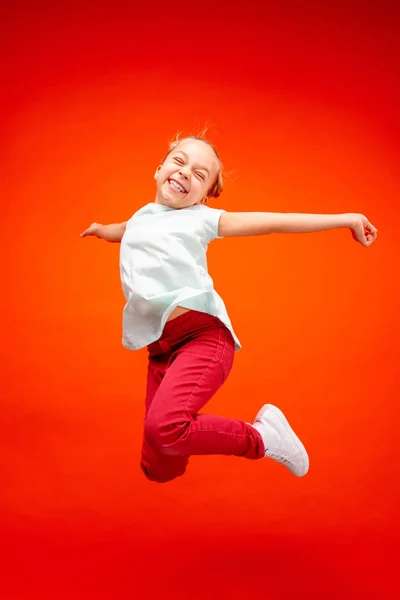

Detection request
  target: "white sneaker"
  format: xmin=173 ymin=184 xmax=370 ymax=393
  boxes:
xmin=252 ymin=404 xmax=309 ymax=477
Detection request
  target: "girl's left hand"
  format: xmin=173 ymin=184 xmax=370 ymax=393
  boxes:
xmin=348 ymin=214 xmax=378 ymax=248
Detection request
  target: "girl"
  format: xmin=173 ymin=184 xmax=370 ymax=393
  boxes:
xmin=81 ymin=135 xmax=378 ymax=483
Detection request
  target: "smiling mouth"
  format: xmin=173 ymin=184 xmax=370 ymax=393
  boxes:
xmin=168 ymin=179 xmax=187 ymax=194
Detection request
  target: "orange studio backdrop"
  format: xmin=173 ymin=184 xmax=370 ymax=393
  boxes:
xmin=1 ymin=1 xmax=399 ymax=599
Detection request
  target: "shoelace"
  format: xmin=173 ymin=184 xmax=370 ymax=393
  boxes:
xmin=266 ymin=449 xmax=296 ymax=466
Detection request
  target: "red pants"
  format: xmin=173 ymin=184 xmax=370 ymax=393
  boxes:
xmin=140 ymin=310 xmax=265 ymax=483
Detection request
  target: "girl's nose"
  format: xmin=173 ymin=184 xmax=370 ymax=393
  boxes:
xmin=179 ymin=167 xmax=190 ymax=178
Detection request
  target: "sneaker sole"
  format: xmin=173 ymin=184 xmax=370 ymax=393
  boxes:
xmin=256 ymin=404 xmax=310 ymax=477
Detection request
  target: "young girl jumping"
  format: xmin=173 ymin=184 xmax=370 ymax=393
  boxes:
xmin=81 ymin=134 xmax=378 ymax=483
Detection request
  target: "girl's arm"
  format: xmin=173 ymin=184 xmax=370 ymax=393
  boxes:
xmin=80 ymin=222 xmax=127 ymax=243
xmin=218 ymin=212 xmax=378 ymax=247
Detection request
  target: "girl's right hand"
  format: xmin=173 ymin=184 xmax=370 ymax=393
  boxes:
xmin=348 ymin=214 xmax=378 ymax=248
xmin=80 ymin=223 xmax=103 ymax=238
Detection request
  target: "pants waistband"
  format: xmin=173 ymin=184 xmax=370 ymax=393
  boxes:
xmin=147 ymin=310 xmax=225 ymax=356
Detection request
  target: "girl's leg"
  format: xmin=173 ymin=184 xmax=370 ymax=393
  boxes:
xmin=140 ymin=352 xmax=189 ymax=483
xmin=142 ymin=323 xmax=265 ymax=481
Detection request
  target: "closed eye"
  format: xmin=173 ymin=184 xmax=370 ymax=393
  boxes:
xmin=174 ymin=156 xmax=206 ymax=180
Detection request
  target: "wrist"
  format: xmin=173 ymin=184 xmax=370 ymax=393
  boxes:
xmin=341 ymin=213 xmax=360 ymax=229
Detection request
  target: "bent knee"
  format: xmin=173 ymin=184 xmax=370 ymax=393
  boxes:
xmin=144 ymin=416 xmax=189 ymax=454
xmin=140 ymin=462 xmax=186 ymax=484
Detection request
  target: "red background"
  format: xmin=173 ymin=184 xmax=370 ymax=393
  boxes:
xmin=1 ymin=1 xmax=399 ymax=598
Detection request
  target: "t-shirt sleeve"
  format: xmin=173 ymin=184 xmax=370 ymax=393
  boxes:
xmin=201 ymin=206 xmax=227 ymax=244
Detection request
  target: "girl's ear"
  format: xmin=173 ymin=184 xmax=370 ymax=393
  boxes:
xmin=154 ymin=165 xmax=162 ymax=180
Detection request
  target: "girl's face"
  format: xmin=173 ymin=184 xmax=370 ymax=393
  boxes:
xmin=154 ymin=139 xmax=220 ymax=209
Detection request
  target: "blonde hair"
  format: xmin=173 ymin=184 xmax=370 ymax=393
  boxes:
xmin=160 ymin=132 xmax=224 ymax=199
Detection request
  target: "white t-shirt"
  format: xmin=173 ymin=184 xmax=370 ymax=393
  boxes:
xmin=119 ymin=202 xmax=241 ymax=351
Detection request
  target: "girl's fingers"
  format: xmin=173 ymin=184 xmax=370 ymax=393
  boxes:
xmin=81 ymin=225 xmax=96 ymax=236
